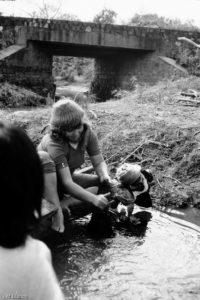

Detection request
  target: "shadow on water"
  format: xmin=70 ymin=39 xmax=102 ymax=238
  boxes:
xmin=115 ymin=211 xmax=152 ymax=238
xmin=49 ymin=207 xmax=200 ymax=300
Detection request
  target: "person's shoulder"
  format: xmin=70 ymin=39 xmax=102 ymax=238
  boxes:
xmin=38 ymin=133 xmax=50 ymax=149
xmin=42 ymin=133 xmax=53 ymax=144
xmin=42 ymin=133 xmax=64 ymax=148
xmin=82 ymin=123 xmax=93 ymax=140
xmin=26 ymin=237 xmax=51 ymax=261
xmin=84 ymin=122 xmax=95 ymax=135
xmin=26 ymin=238 xmax=65 ymax=299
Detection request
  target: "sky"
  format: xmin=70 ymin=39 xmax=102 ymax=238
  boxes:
xmin=1 ymin=0 xmax=200 ymax=26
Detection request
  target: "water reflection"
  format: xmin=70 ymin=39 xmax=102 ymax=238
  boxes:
xmin=51 ymin=208 xmax=200 ymax=300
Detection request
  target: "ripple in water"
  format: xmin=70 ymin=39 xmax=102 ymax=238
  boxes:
xmin=52 ymin=209 xmax=200 ymax=300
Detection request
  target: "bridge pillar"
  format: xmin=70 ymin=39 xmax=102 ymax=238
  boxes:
xmin=90 ymin=57 xmax=120 ymax=101
xmin=91 ymin=52 xmax=185 ymax=101
xmin=0 ymin=41 xmax=54 ymax=97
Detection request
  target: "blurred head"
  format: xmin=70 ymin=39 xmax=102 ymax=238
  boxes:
xmin=0 ymin=122 xmax=44 ymax=248
xmin=116 ymin=163 xmax=142 ymax=186
xmin=50 ymin=98 xmax=85 ymax=142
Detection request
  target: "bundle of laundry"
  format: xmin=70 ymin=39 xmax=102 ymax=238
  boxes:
xmin=87 ymin=163 xmax=153 ymax=236
xmin=109 ymin=163 xmax=153 ymax=223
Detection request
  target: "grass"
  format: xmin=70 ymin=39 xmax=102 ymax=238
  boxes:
xmin=1 ymin=75 xmax=200 ymax=208
xmin=0 ymin=82 xmax=46 ymax=108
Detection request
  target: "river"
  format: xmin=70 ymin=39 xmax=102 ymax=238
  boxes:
xmin=51 ymin=207 xmax=200 ymax=300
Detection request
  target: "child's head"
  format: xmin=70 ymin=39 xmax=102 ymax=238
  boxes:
xmin=50 ymin=98 xmax=85 ymax=141
xmin=0 ymin=122 xmax=44 ymax=248
xmin=116 ymin=163 xmax=142 ymax=186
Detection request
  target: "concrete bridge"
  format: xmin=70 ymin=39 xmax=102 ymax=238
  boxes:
xmin=1 ymin=16 xmax=200 ymax=100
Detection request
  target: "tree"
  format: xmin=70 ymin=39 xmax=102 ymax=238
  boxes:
xmin=28 ymin=2 xmax=90 ymax=84
xmin=93 ymin=8 xmax=117 ymax=24
xmin=29 ymin=2 xmax=79 ymax=21
xmin=128 ymin=13 xmax=199 ymax=31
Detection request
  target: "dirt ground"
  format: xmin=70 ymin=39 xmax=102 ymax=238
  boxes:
xmin=1 ymin=76 xmax=200 ymax=209
xmin=89 ymin=95 xmax=200 ymax=208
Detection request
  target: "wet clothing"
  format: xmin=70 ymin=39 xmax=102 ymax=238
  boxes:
xmin=38 ymin=123 xmax=101 ymax=174
xmin=0 ymin=237 xmax=64 ymax=300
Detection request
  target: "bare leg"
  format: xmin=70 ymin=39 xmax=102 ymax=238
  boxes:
xmin=60 ymin=172 xmax=99 ymax=213
xmin=60 ymin=186 xmax=98 ymax=217
xmin=38 ymin=150 xmax=65 ymax=232
xmin=72 ymin=172 xmax=100 ymax=188
xmin=43 ymin=172 xmax=65 ymax=233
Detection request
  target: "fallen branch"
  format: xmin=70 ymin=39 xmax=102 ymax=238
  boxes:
xmin=140 ymin=158 xmax=155 ymax=164
xmin=108 ymin=161 xmax=119 ymax=167
xmin=177 ymin=128 xmax=180 ymax=138
xmin=146 ymin=140 xmax=169 ymax=148
xmin=176 ymin=98 xmax=200 ymax=104
xmin=105 ymin=146 xmax=127 ymax=163
xmin=157 ymin=178 xmax=163 ymax=188
xmin=179 ymin=104 xmax=200 ymax=107
xmin=121 ymin=139 xmax=169 ymax=165
xmin=178 ymin=37 xmax=200 ymax=49
xmin=180 ymin=90 xmax=198 ymax=98
xmin=121 ymin=142 xmax=145 ymax=164
xmin=162 ymin=175 xmax=182 ymax=185
xmin=180 ymin=93 xmax=197 ymax=98
xmin=194 ymin=130 xmax=200 ymax=137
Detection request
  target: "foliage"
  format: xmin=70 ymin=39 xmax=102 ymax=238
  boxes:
xmin=127 ymin=14 xmax=200 ymax=76
xmin=0 ymin=82 xmax=45 ymax=108
xmin=29 ymin=2 xmax=79 ymax=21
xmin=93 ymin=8 xmax=117 ymax=24
xmin=176 ymin=45 xmax=200 ymax=76
xmin=128 ymin=13 xmax=200 ymax=31
xmin=134 ymin=76 xmax=200 ymax=104
xmin=82 ymin=60 xmax=95 ymax=80
xmin=52 ymin=56 xmax=94 ymax=83
xmin=29 ymin=2 xmax=91 ymax=84
xmin=90 ymin=77 xmax=118 ymax=101
xmin=2 ymin=77 xmax=200 ymax=207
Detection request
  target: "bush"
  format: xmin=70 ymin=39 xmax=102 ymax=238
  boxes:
xmin=177 ymin=46 xmax=200 ymax=76
xmin=0 ymin=83 xmax=46 ymax=108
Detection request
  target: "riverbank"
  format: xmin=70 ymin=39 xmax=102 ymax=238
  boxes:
xmin=1 ymin=75 xmax=200 ymax=209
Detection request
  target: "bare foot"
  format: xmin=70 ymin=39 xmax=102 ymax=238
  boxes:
xmin=51 ymin=208 xmax=65 ymax=233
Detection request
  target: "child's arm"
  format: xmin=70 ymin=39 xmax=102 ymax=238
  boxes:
xmin=57 ymin=165 xmax=108 ymax=210
xmin=90 ymin=153 xmax=111 ymax=183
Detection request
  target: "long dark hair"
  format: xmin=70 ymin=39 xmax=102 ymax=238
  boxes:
xmin=0 ymin=122 xmax=44 ymax=248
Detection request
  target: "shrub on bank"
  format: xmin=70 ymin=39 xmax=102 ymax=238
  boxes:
xmin=0 ymin=82 xmax=46 ymax=108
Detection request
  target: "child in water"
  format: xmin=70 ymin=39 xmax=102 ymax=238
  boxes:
xmin=38 ymin=98 xmax=112 ymax=231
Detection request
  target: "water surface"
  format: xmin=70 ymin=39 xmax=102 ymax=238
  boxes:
xmin=52 ymin=208 xmax=200 ymax=300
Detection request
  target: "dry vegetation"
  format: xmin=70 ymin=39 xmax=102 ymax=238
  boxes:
xmin=1 ymin=76 xmax=200 ymax=209
xmin=0 ymin=82 xmax=46 ymax=108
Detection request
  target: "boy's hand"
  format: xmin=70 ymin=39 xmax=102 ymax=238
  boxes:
xmin=99 ymin=174 xmax=111 ymax=184
xmin=94 ymin=193 xmax=110 ymax=210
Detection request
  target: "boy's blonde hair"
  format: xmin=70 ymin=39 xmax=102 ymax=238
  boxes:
xmin=50 ymin=98 xmax=84 ymax=130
